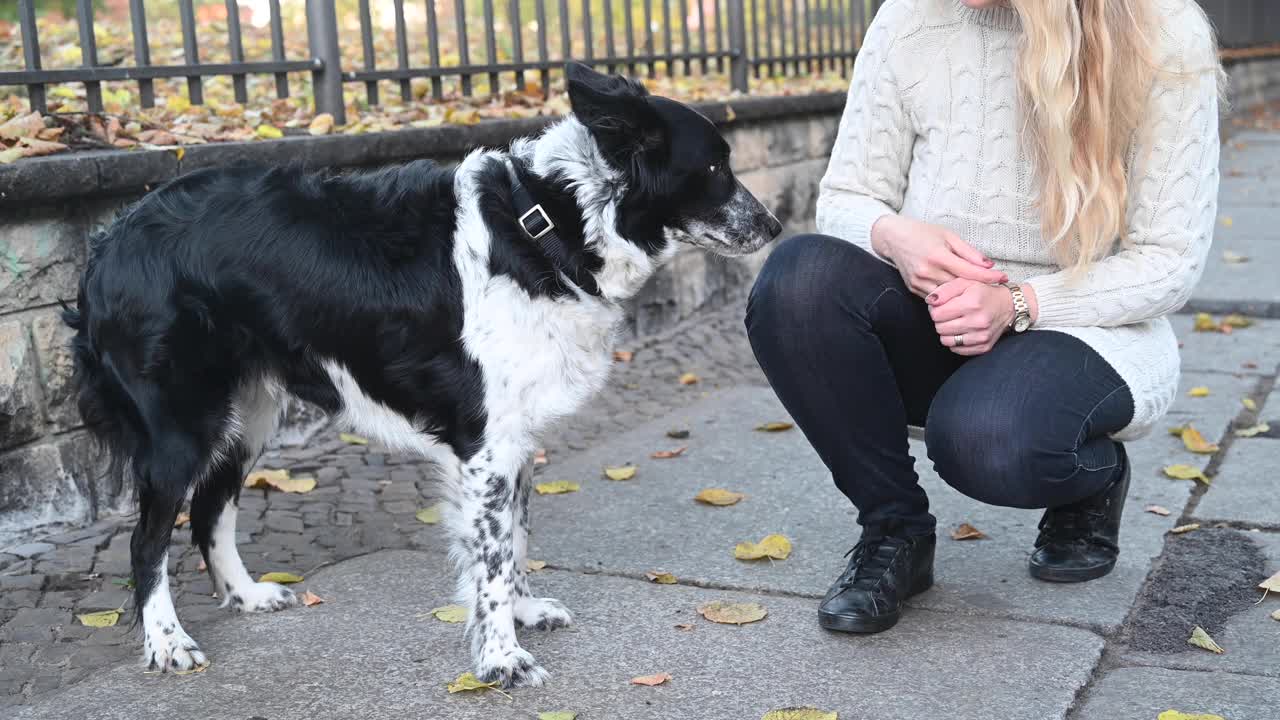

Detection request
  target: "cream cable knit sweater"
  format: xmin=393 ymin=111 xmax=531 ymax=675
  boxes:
xmin=816 ymin=0 xmax=1220 ymax=440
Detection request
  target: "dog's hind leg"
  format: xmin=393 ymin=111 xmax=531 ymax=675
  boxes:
xmin=446 ymin=444 xmax=550 ymax=688
xmin=511 ymin=458 xmax=572 ymax=631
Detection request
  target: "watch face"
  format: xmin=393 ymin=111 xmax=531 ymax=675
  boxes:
xmin=1015 ymin=316 xmax=1031 ymax=332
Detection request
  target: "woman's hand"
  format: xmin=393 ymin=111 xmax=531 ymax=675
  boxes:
xmin=870 ymin=215 xmax=1008 ymax=298
xmin=926 ymin=278 xmax=1017 ymax=356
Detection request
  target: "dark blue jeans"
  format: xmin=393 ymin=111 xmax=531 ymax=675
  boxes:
xmin=745 ymin=234 xmax=1135 ymax=537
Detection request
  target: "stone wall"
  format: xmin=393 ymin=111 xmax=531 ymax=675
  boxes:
xmin=0 ymin=96 xmax=843 ymax=540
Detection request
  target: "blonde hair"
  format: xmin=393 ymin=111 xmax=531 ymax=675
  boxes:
xmin=1010 ymin=0 xmax=1220 ymax=269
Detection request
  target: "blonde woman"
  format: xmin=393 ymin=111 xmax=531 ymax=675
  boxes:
xmin=745 ymin=0 xmax=1220 ymax=633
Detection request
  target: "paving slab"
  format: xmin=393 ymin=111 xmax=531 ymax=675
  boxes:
xmin=1188 ymin=207 xmax=1280 ymax=315
xmin=1073 ymin=666 xmax=1277 ymax=720
xmin=1195 ymin=437 xmax=1280 ymax=527
xmin=526 ymin=384 xmax=1243 ymax=633
xmin=12 ymin=549 xmax=1105 ymax=720
xmin=1122 ymin=532 xmax=1280 ymax=677
xmin=1172 ymin=315 xmax=1280 ymax=376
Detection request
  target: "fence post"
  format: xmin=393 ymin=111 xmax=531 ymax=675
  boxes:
xmin=727 ymin=0 xmax=749 ymax=93
xmin=307 ymin=0 xmax=346 ymax=124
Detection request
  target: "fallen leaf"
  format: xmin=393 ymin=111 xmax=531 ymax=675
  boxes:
xmin=243 ymin=468 xmax=316 ymax=493
xmin=630 ymin=672 xmax=671 ymax=686
xmin=695 ymin=488 xmax=746 ymax=506
xmin=172 ymin=146 xmax=184 ymax=161
xmin=255 ymin=124 xmax=283 ymax=139
xmin=1243 ymin=361 xmax=1258 ymax=369
xmin=1259 ymin=569 xmax=1280 ymax=594
xmin=762 ymin=709 xmax=839 ymax=720
xmin=174 ymin=512 xmax=190 ymax=528
xmin=1221 ymin=313 xmax=1252 ymax=328
xmin=445 ymin=107 xmax=481 ymax=125
xmin=0 ymin=147 xmax=25 ymax=164
xmin=174 ymin=662 xmax=209 ymax=676
xmin=538 ymin=713 xmax=578 ymax=720
xmin=651 ymin=446 xmax=687 ymax=459
xmin=1144 ymin=505 xmax=1172 ymax=516
xmin=1187 ymin=625 xmax=1224 ymax=654
xmin=1188 ymin=386 xmax=1210 ymax=397
xmin=431 ymin=604 xmax=468 ymax=623
xmin=697 ymin=600 xmax=768 ymax=625
xmin=258 ymin=571 xmax=304 ymax=584
xmin=416 ymin=504 xmax=443 ymax=524
xmin=724 ymin=105 xmax=737 ymax=121
xmin=734 ymin=533 xmax=792 ymax=561
xmin=1193 ymin=312 xmax=1218 ymax=332
xmin=1222 ymin=250 xmax=1249 ymax=263
xmin=950 ymin=522 xmax=986 ymax=540
xmin=1271 ymin=609 xmax=1280 ymax=622
xmin=0 ymin=111 xmax=45 ymax=139
xmin=1163 ymin=464 xmax=1211 ymax=484
xmin=1242 ymin=397 xmax=1258 ymax=411
xmin=309 ymin=113 xmax=335 ymax=136
xmin=678 ymin=372 xmax=699 ymax=385
xmin=604 ymin=465 xmax=637 ymax=481
xmin=1170 ymin=523 xmax=1201 ymax=534
xmin=339 ymin=432 xmax=368 ymax=445
xmin=535 ymin=480 xmax=580 ymax=495
xmin=1179 ymin=426 xmax=1219 ymax=454
xmin=526 ymin=559 xmax=547 ymax=571
xmin=447 ymin=672 xmax=500 ymax=694
xmin=1158 ymin=712 xmax=1225 ymax=720
xmin=645 ymin=571 xmax=677 ymax=584
xmin=76 ymin=609 xmax=123 ymax=627
xmin=613 ymin=350 xmax=634 ymax=362
xmin=755 ymin=421 xmax=794 ymax=432
xmin=666 ymin=428 xmax=690 ymax=439
xmin=674 ymin=623 xmax=694 ymax=631
xmin=300 ymin=590 xmax=325 ymax=606
xmin=1168 ymin=424 xmax=1189 ymax=436
xmin=1220 ymin=215 xmax=1233 ymax=228
xmin=1235 ymin=422 xmax=1270 ymax=438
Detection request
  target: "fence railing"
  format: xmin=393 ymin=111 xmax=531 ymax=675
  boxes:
xmin=3 ymin=0 xmax=1278 ymax=128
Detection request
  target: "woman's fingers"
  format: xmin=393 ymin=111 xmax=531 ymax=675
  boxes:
xmin=926 ymin=278 xmax=971 ymax=306
xmin=943 ymin=233 xmax=993 ymax=268
xmin=940 ymin=253 xmax=1008 ymax=285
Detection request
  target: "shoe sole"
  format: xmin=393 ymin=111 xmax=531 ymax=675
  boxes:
xmin=817 ymin=574 xmax=934 ymax=634
xmin=1028 ymin=559 xmax=1117 ymax=583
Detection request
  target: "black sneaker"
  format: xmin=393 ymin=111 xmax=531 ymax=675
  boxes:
xmin=1029 ymin=443 xmax=1130 ymax=583
xmin=818 ymin=526 xmax=935 ymax=634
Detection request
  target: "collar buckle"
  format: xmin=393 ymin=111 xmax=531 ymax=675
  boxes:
xmin=518 ymin=203 xmax=555 ymax=240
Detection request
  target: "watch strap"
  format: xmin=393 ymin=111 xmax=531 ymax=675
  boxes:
xmin=1007 ymin=283 xmax=1030 ymax=331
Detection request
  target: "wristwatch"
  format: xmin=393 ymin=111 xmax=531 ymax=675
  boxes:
xmin=1006 ymin=283 xmax=1032 ymax=333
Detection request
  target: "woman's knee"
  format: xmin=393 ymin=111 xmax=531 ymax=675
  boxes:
xmin=925 ymin=403 xmax=1066 ymax=509
xmin=746 ymin=233 xmax=892 ymax=335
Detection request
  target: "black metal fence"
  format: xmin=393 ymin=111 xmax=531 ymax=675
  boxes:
xmin=3 ymin=0 xmax=1278 ymax=127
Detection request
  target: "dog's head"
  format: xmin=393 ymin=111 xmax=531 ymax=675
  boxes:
xmin=565 ymin=62 xmax=783 ymax=257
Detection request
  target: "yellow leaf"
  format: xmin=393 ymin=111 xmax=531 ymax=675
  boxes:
xmin=950 ymin=522 xmax=986 ymax=540
xmin=645 ymin=571 xmax=677 ymax=584
xmin=1168 ymin=424 xmax=1188 ymax=436
xmin=697 ymin=600 xmax=768 ymax=625
xmin=1235 ymin=422 xmax=1270 ymax=438
xmin=1163 ymin=464 xmax=1210 ymax=484
xmin=258 ymin=571 xmax=303 ymax=584
xmin=651 ymin=446 xmax=687 ymax=459
xmin=76 ymin=609 xmax=123 ymax=627
xmin=1242 ymin=397 xmax=1258 ymax=411
xmin=734 ymin=533 xmax=792 ymax=561
xmin=535 ymin=480 xmax=580 ymax=495
xmin=604 ymin=465 xmax=637 ymax=481
xmin=445 ymin=107 xmax=482 ymax=126
xmin=300 ymin=590 xmax=325 ymax=606
xmin=1170 ymin=523 xmax=1200 ymax=534
xmin=446 ymin=672 xmax=499 ymax=694
xmin=1220 ymin=215 xmax=1233 ymax=228
xmin=276 ymin=475 xmax=317 ymax=493
xmin=0 ymin=147 xmax=25 ymax=164
xmin=539 ymin=713 xmax=578 ymax=720
xmin=309 ymin=113 xmax=335 ymax=136
xmin=165 ymin=95 xmax=191 ymax=114
xmin=678 ymin=372 xmax=699 ymax=385
xmin=431 ymin=604 xmax=468 ymax=623
xmin=695 ymin=488 xmax=746 ymax=506
xmin=1187 ymin=386 xmax=1210 ymax=397
xmin=1259 ymin=569 xmax=1280 ymax=594
xmin=1193 ymin=313 xmax=1218 ymax=332
xmin=1180 ymin=426 xmax=1219 ymax=454
xmin=1187 ymin=625 xmax=1224 ymax=654
xmin=762 ymin=709 xmax=839 ymax=720
xmin=1158 ymin=712 xmax=1225 ymax=720
xmin=724 ymin=105 xmax=737 ymax=122
xmin=1222 ymin=249 xmax=1249 ymax=263
xmin=755 ymin=421 xmax=794 ymax=432
xmin=243 ymin=468 xmax=289 ymax=490
xmin=416 ymin=504 xmax=443 ymax=524
xmin=339 ymin=433 xmax=369 ymax=445
xmin=1144 ymin=505 xmax=1172 ymax=516
xmin=255 ymin=124 xmax=283 ymax=139
xmin=172 ymin=147 xmax=184 ymax=161
xmin=1221 ymin=313 xmax=1252 ymax=328
xmin=630 ymin=672 xmax=671 ymax=686
xmin=526 ymin=559 xmax=547 ymax=571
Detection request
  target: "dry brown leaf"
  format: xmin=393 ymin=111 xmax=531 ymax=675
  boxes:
xmin=174 ymin=512 xmax=190 ymax=528
xmin=754 ymin=421 xmax=794 ymax=432
xmin=1187 ymin=625 xmax=1224 ymax=654
xmin=526 ymin=559 xmax=547 ymax=571
xmin=630 ymin=672 xmax=671 ymax=686
xmin=308 ymin=113 xmax=335 ymax=136
xmin=950 ymin=522 xmax=986 ymax=540
xmin=300 ymin=590 xmax=325 ymax=606
xmin=446 ymin=671 xmax=503 ymax=695
xmin=14 ymin=137 xmax=68 ymax=158
xmin=697 ymin=600 xmax=768 ymax=625
xmin=645 ymin=571 xmax=677 ymax=584
xmin=0 ymin=112 xmax=45 ymax=139
xmin=1170 ymin=523 xmax=1201 ymax=535
xmin=674 ymin=623 xmax=694 ymax=631
xmin=613 ymin=350 xmax=634 ymax=362
xmin=604 ymin=465 xmax=637 ymax=481
xmin=1144 ymin=505 xmax=1172 ymax=516
xmin=1271 ymin=608 xmax=1280 ymax=622
xmin=1222 ymin=250 xmax=1249 ymax=264
xmin=678 ymin=372 xmax=699 ymax=385
xmin=695 ymin=488 xmax=745 ymax=506
xmin=666 ymin=428 xmax=691 ymax=439
xmin=1259 ymin=569 xmax=1280 ymax=594
xmin=1179 ymin=426 xmax=1219 ymax=454
xmin=651 ymin=446 xmax=687 ymax=459
xmin=734 ymin=534 xmax=792 ymax=560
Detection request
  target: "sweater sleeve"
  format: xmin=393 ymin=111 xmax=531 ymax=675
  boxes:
xmin=814 ymin=0 xmax=915 ymax=259
xmin=1025 ymin=24 xmax=1220 ymax=328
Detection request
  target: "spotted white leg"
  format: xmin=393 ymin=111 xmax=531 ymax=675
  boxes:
xmin=206 ymin=498 xmax=297 ymax=614
xmin=511 ymin=458 xmax=572 ymax=632
xmin=140 ymin=551 xmax=208 ymax=672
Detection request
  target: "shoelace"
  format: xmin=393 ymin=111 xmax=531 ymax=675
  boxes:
xmin=837 ymin=535 xmax=908 ymax=591
xmin=1038 ymin=507 xmax=1119 ymax=552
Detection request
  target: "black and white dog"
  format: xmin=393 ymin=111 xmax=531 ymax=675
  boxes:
xmin=65 ymin=62 xmax=781 ymax=687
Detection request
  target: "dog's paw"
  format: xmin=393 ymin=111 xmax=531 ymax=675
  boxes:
xmin=143 ymin=629 xmax=208 ymax=673
xmin=514 ymin=596 xmax=573 ymax=631
xmin=475 ymin=647 xmax=550 ymax=689
xmin=226 ymin=581 xmax=298 ymax=614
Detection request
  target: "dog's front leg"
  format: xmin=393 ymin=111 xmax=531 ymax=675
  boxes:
xmin=449 ymin=447 xmax=549 ymax=688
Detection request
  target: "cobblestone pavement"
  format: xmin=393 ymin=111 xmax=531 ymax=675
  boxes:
xmin=0 ymin=304 xmax=767 ymax=708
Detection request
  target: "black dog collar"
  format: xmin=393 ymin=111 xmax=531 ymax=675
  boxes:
xmin=507 ymin=160 xmax=601 ymax=297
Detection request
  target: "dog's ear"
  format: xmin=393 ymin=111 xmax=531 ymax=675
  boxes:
xmin=565 ymin=62 xmax=664 ymax=167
